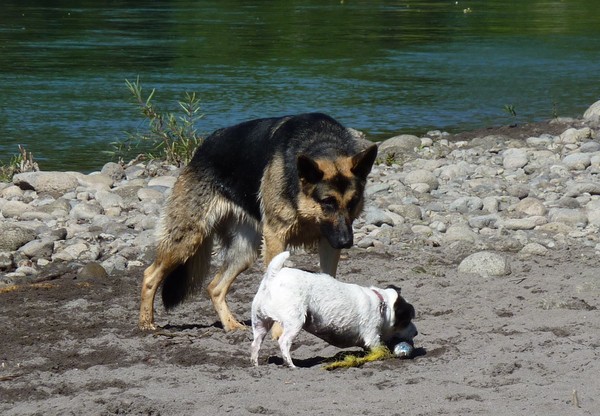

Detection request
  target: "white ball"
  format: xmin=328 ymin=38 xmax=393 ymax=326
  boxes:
xmin=393 ymin=342 xmax=413 ymax=358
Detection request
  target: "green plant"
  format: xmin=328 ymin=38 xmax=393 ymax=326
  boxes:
xmin=503 ymin=104 xmax=517 ymax=117
xmin=113 ymin=77 xmax=204 ymax=167
xmin=551 ymin=100 xmax=559 ymax=119
xmin=375 ymin=151 xmax=397 ymax=167
xmin=0 ymin=145 xmax=38 ymax=182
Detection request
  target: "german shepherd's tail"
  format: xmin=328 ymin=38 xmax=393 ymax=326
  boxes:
xmin=161 ymin=237 xmax=213 ymax=310
xmin=155 ymin=171 xmax=221 ymax=310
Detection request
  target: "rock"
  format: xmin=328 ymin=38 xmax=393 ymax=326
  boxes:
xmin=536 ymin=222 xmax=573 ymax=235
xmin=438 ymin=162 xmax=473 ymax=181
xmin=53 ymin=241 xmax=100 ymax=262
xmin=579 ymin=141 xmax=600 ymax=153
xmin=0 ymin=252 xmax=14 ymax=270
xmin=468 ymin=214 xmax=499 ymax=230
xmin=448 ymin=196 xmax=483 ymax=213
xmin=526 ymin=135 xmax=553 ymax=148
xmin=500 ymin=216 xmax=547 ymax=230
xmin=378 ymin=134 xmax=421 ymax=154
xmin=506 ymin=184 xmax=530 ymax=199
xmin=1 ymin=200 xmax=33 ymax=218
xmin=78 ymin=173 xmax=114 ymax=191
xmin=137 ymin=187 xmax=164 ymax=202
xmin=0 ymin=185 xmax=24 ymax=199
xmin=101 ymin=162 xmax=125 ymax=181
xmin=18 ymin=239 xmax=54 ymax=259
xmin=71 ymin=201 xmax=103 ymax=221
xmin=558 ymin=127 xmax=592 ymax=144
xmin=548 ymin=208 xmax=588 ymax=228
xmin=0 ymin=225 xmax=37 ymax=251
xmin=520 ymin=243 xmax=548 ymax=256
xmin=404 ymin=169 xmax=439 ymax=191
xmin=458 ymin=251 xmax=511 ymax=276
xmin=95 ymin=190 xmax=125 ymax=209
xmin=411 ymin=225 xmax=432 ymax=236
xmin=13 ymin=172 xmax=79 ymax=195
xmin=583 ymin=99 xmax=600 ymax=122
xmin=502 ymin=148 xmax=528 ymax=170
xmin=124 ymin=165 xmax=146 ymax=180
xmin=364 ymin=207 xmax=394 ymax=227
xmin=562 ymin=154 xmax=591 ymax=170
xmin=365 ymin=183 xmax=390 ymax=196
xmin=514 ymin=197 xmax=547 ymax=216
xmin=444 ymin=223 xmax=478 ymax=243
xmin=148 ymin=176 xmax=177 ymax=188
xmin=482 ymin=197 xmax=499 ymax=213
xmin=564 ymin=182 xmax=600 ymax=197
xmin=388 ymin=204 xmax=422 ymax=221
xmin=585 ymin=200 xmax=600 ymax=226
xmin=79 ymin=262 xmax=109 ymax=279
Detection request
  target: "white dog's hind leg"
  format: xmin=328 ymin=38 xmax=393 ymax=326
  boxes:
xmin=278 ymin=322 xmax=303 ymax=368
xmin=250 ymin=318 xmax=272 ymax=366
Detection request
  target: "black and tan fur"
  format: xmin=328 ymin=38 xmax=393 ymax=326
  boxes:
xmin=139 ymin=113 xmax=378 ymax=331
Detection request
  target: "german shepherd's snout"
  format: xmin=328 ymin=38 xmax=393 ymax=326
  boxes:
xmin=321 ymin=215 xmax=354 ymax=249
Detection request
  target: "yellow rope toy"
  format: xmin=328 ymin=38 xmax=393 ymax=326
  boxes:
xmin=323 ymin=345 xmax=393 ymax=370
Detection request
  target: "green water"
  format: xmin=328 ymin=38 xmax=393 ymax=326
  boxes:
xmin=1 ymin=0 xmax=599 ymax=172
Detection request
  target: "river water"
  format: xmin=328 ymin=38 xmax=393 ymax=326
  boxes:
xmin=1 ymin=0 xmax=599 ymax=172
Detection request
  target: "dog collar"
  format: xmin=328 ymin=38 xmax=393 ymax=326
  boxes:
xmin=372 ymin=289 xmax=386 ymax=316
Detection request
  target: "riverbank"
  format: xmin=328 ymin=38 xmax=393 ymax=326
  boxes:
xmin=1 ymin=102 xmax=600 ymax=415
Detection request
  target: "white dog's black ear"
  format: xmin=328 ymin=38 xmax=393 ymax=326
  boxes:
xmin=386 ymin=284 xmax=402 ymax=294
xmin=393 ymin=296 xmax=416 ymax=329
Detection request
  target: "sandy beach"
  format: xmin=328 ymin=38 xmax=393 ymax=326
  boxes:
xmin=1 ymin=116 xmax=599 ymax=415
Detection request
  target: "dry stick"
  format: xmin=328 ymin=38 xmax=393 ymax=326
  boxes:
xmin=572 ymin=389 xmax=580 ymax=407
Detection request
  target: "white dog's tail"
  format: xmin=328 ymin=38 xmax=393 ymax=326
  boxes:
xmin=265 ymin=251 xmax=290 ymax=282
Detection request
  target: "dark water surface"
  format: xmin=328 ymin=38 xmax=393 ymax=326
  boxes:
xmin=1 ymin=0 xmax=599 ymax=172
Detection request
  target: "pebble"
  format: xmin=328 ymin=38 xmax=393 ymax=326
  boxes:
xmin=1 ymin=100 xmax=600 ymax=283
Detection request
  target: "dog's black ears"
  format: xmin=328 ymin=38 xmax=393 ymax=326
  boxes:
xmin=297 ymin=155 xmax=324 ymax=184
xmin=386 ymin=284 xmax=402 ymax=294
xmin=351 ymin=144 xmax=378 ymax=178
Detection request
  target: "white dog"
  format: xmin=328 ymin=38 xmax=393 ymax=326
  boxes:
xmin=251 ymin=251 xmax=418 ymax=368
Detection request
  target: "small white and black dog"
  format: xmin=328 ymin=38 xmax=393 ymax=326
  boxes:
xmin=251 ymin=251 xmax=418 ymax=368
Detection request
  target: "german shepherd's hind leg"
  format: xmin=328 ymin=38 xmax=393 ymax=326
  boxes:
xmin=139 ymin=256 xmax=176 ymax=331
xmin=139 ymin=235 xmax=213 ymax=331
xmin=207 ymin=220 xmax=261 ymax=331
xmin=139 ymin=172 xmax=217 ymax=331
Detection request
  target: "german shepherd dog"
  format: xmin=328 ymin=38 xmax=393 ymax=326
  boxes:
xmin=139 ymin=113 xmax=378 ymax=331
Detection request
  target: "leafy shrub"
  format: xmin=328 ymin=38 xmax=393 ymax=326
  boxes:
xmin=113 ymin=77 xmax=204 ymax=167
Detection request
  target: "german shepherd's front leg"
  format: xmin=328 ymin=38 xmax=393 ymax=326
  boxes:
xmin=262 ymin=225 xmax=287 ymax=267
xmin=262 ymin=225 xmax=289 ymax=340
xmin=318 ymin=237 xmax=341 ymax=277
